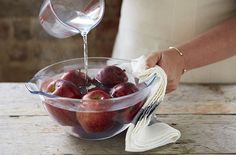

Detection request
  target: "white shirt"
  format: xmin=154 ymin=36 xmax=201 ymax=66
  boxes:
xmin=113 ymin=0 xmax=236 ymax=83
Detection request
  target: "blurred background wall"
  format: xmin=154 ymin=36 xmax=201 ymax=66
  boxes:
xmin=0 ymin=0 xmax=122 ymax=82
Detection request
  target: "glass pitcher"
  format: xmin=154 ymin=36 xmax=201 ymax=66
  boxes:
xmin=39 ymin=0 xmax=105 ymax=38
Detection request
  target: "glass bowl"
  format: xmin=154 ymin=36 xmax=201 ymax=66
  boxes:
xmin=26 ymin=57 xmax=155 ymax=140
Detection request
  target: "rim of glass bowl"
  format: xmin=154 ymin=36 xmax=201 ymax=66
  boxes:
xmin=30 ymin=57 xmax=154 ymax=109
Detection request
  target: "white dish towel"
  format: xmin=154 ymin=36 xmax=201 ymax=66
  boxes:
xmin=121 ymin=56 xmax=181 ymax=152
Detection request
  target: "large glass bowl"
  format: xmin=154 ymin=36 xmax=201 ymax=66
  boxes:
xmin=26 ymin=57 xmax=155 ymax=140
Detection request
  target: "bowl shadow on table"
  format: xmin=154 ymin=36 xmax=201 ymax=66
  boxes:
xmin=65 ymin=130 xmax=128 ymax=154
xmin=65 ymin=129 xmax=180 ymax=154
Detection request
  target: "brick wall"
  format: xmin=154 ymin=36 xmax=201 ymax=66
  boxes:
xmin=0 ymin=0 xmax=122 ymax=82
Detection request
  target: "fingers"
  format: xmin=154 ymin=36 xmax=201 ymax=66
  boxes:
xmin=166 ymin=86 xmax=176 ymax=94
xmin=145 ymin=51 xmax=178 ymax=94
xmin=165 ymin=80 xmax=178 ymax=94
xmin=145 ymin=52 xmax=162 ymax=68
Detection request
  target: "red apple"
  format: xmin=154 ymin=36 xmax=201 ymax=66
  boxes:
xmin=82 ymin=89 xmax=111 ymax=101
xmin=110 ymin=82 xmax=142 ymax=123
xmin=95 ymin=65 xmax=128 ymax=87
xmin=44 ymin=80 xmax=82 ymax=126
xmin=61 ymin=69 xmax=91 ymax=87
xmin=44 ymin=102 xmax=78 ymax=126
xmin=76 ymin=90 xmax=116 ymax=133
xmin=46 ymin=79 xmax=83 ymax=99
xmin=110 ymin=82 xmax=139 ymax=98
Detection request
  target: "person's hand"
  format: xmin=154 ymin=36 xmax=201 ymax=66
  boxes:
xmin=145 ymin=49 xmax=185 ymax=93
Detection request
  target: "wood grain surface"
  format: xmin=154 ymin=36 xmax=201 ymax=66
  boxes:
xmin=0 ymin=83 xmax=236 ymax=155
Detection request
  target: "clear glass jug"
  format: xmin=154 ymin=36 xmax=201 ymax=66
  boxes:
xmin=39 ymin=0 xmax=105 ymax=38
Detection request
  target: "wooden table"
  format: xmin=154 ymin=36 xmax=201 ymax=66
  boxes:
xmin=1 ymin=83 xmax=236 ymax=155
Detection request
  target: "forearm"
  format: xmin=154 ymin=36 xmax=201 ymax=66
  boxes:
xmin=178 ymin=15 xmax=236 ymax=71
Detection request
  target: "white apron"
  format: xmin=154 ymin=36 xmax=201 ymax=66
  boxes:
xmin=112 ymin=0 xmax=236 ymax=83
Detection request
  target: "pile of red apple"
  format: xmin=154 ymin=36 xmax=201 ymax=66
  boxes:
xmin=43 ymin=65 xmax=144 ymax=135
